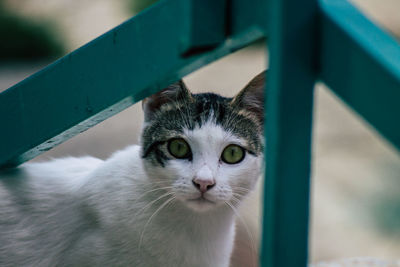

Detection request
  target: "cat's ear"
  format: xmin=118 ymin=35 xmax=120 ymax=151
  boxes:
xmin=231 ymin=71 xmax=266 ymax=124
xmin=142 ymin=80 xmax=192 ymax=121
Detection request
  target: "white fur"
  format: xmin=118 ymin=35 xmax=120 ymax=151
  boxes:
xmin=0 ymin=122 xmax=262 ymax=267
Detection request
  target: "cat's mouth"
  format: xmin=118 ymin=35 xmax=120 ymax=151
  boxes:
xmin=185 ymin=196 xmax=217 ymax=212
xmin=187 ymin=196 xmax=215 ymax=204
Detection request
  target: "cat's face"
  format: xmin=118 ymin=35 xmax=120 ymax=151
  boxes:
xmin=141 ymin=72 xmax=265 ymax=212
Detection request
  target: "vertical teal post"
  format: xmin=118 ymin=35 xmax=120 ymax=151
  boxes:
xmin=261 ymin=0 xmax=317 ymax=266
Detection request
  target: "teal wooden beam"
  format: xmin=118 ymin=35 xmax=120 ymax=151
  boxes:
xmin=0 ymin=0 xmax=267 ymax=168
xmin=261 ymin=0 xmax=317 ymax=266
xmin=319 ymin=0 xmax=400 ymax=150
xmin=180 ymin=0 xmax=227 ymax=56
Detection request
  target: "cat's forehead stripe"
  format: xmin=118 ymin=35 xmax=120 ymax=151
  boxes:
xmin=183 ymin=120 xmax=242 ymax=146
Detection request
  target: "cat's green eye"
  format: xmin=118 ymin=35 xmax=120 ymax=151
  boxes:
xmin=221 ymin=144 xmax=245 ymax=164
xmin=168 ymin=138 xmax=191 ymax=159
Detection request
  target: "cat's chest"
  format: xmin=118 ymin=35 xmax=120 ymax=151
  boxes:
xmin=133 ymin=218 xmax=235 ymax=267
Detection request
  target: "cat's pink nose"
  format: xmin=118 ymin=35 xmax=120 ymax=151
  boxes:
xmin=192 ymin=178 xmax=215 ymax=193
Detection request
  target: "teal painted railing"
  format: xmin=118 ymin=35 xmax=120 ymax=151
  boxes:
xmin=1 ymin=0 xmax=399 ymax=266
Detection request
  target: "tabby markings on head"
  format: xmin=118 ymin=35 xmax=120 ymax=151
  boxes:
xmin=141 ymin=72 xmax=266 ymax=167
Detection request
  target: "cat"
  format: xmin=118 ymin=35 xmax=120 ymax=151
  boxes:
xmin=0 ymin=71 xmax=265 ymax=267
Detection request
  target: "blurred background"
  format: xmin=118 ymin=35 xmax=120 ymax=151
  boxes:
xmin=0 ymin=0 xmax=399 ymax=265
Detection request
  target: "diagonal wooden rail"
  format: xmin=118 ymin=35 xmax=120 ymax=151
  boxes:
xmin=1 ymin=0 xmax=399 ymax=266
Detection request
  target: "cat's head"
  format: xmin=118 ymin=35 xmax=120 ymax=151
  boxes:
xmin=141 ymin=71 xmax=265 ymax=212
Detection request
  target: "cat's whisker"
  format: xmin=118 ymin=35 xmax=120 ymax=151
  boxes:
xmin=139 ymin=196 xmax=176 ymax=250
xmin=232 ymin=190 xmax=249 ymax=199
xmin=133 ymin=182 xmax=171 ymax=192
xmin=232 ymin=188 xmax=252 ymax=198
xmin=232 ymin=191 xmax=246 ymax=196
xmin=232 ymin=192 xmax=246 ymax=200
xmin=136 ymin=191 xmax=175 ymax=216
xmin=229 ymin=195 xmax=242 ymax=207
xmin=232 ymin=186 xmax=251 ymax=193
xmin=234 ymin=187 xmax=251 ymax=193
xmin=225 ymin=200 xmax=257 ymax=267
xmin=137 ymin=181 xmax=171 ymax=186
xmin=135 ymin=186 xmax=175 ymax=202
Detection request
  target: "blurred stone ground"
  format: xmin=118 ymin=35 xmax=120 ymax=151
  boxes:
xmin=1 ymin=0 xmax=400 ymax=265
